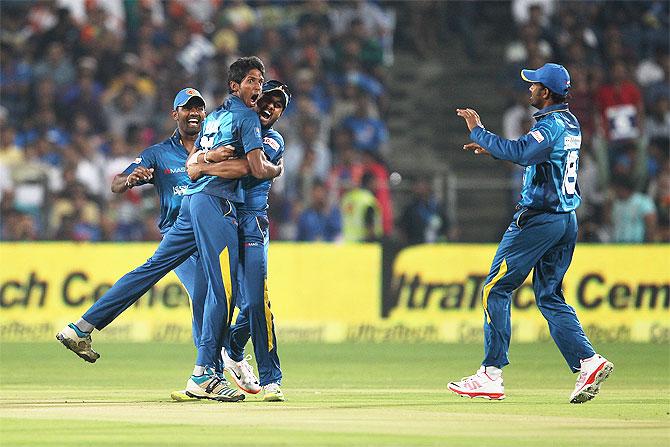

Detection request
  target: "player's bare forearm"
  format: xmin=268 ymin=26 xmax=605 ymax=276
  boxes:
xmin=111 ymin=174 xmax=130 ymax=193
xmin=247 ymin=148 xmax=282 ymax=180
xmin=198 ymin=159 xmax=251 ymax=179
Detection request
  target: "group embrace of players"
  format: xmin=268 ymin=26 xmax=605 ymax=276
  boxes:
xmin=57 ymin=56 xmax=613 ymax=405
xmin=58 ymin=56 xmax=288 ymax=402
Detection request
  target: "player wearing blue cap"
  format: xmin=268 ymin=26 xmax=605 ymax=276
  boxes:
xmin=448 ymin=63 xmax=613 ymax=404
xmin=57 ymin=87 xmax=208 ymax=352
xmin=57 ymin=57 xmax=281 ymax=402
xmin=171 ymin=80 xmax=291 ymax=402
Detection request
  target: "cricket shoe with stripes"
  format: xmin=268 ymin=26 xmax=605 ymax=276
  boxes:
xmin=170 ymin=390 xmax=198 ymax=402
xmin=570 ymin=354 xmax=614 ymax=404
xmin=448 ymin=366 xmax=505 ymax=400
xmin=222 ymin=348 xmax=261 ymax=394
xmin=56 ymin=323 xmax=100 ymax=363
xmin=185 ymin=367 xmax=245 ymax=402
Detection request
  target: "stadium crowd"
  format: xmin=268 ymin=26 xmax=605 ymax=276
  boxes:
xmin=0 ymin=0 xmax=396 ymax=243
xmin=0 ymin=0 xmax=668 ymax=244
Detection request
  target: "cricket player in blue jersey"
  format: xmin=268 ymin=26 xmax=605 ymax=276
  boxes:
xmin=447 ymin=63 xmax=613 ymax=404
xmin=182 ymin=80 xmax=290 ymax=402
xmin=57 ymin=86 xmax=208 ymax=351
xmin=112 ymin=88 xmax=208 ymax=347
xmin=57 ymin=57 xmax=281 ymax=402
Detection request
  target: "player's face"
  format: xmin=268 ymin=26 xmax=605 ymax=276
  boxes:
xmin=528 ymin=82 xmax=548 ymax=109
xmin=174 ymin=99 xmax=206 ymax=136
xmin=235 ymin=69 xmax=264 ymax=108
xmin=255 ymin=92 xmax=284 ymax=128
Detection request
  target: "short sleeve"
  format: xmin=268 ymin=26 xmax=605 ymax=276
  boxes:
xmin=239 ymin=112 xmax=263 ymax=154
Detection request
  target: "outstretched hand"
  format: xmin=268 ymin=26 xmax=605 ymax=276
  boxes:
xmin=463 ymin=143 xmax=490 ymax=156
xmin=456 ymin=108 xmax=483 ymax=132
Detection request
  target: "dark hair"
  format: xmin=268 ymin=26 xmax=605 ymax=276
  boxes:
xmin=538 ymin=83 xmax=566 ymax=104
xmin=227 ymin=56 xmax=265 ymax=93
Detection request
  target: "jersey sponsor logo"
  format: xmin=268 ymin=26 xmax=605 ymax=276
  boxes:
xmin=564 ymin=135 xmax=581 ymax=150
xmin=263 ymin=137 xmax=280 ymax=151
xmin=163 ymin=167 xmax=187 ymax=174
xmin=530 ymin=130 xmax=544 ymax=143
xmin=173 ymin=185 xmax=188 ymax=196
xmin=133 ymin=157 xmax=142 ymax=164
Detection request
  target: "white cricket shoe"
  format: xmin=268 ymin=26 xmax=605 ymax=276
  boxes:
xmin=185 ymin=367 xmax=245 ymax=402
xmin=448 ymin=366 xmax=506 ymax=400
xmin=222 ymin=348 xmax=261 ymax=394
xmin=262 ymin=382 xmax=285 ymax=402
xmin=56 ymin=323 xmax=100 ymax=363
xmin=570 ymin=354 xmax=614 ymax=404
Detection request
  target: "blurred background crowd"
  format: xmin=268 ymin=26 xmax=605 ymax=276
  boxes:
xmin=0 ymin=0 xmax=668 ymax=244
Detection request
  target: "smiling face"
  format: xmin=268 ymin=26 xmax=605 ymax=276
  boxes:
xmin=231 ymin=69 xmax=264 ymax=108
xmin=254 ymin=91 xmax=284 ymax=128
xmin=173 ymin=97 xmax=206 ymax=136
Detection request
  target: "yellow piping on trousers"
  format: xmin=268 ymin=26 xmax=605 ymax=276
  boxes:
xmin=482 ymin=259 xmax=508 ymax=323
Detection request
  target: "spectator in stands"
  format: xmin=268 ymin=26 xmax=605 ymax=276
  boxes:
xmin=341 ymin=172 xmax=382 ymax=242
xmin=341 ymin=91 xmax=389 ymax=155
xmin=609 ymin=176 xmax=657 ymax=243
xmin=296 ymin=180 xmax=342 ymax=242
xmin=103 ymin=85 xmax=153 ymax=139
xmin=283 ymin=117 xmax=331 ymax=203
xmin=399 ymin=179 xmax=450 ymax=245
xmin=33 ymin=41 xmax=76 ymax=88
xmin=0 ymin=125 xmax=23 ymax=167
xmin=649 ymin=159 xmax=670 ymax=242
xmin=327 ymin=128 xmax=363 ymax=202
xmin=361 ymin=151 xmax=393 ymax=236
xmin=595 ymin=60 xmax=645 ymax=162
xmin=51 ymin=182 xmax=102 ymax=241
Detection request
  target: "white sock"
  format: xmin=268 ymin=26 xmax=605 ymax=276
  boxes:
xmin=582 ymin=354 xmax=598 ymax=363
xmin=193 ymin=365 xmax=205 ymax=376
xmin=485 ymin=366 xmax=503 ymax=380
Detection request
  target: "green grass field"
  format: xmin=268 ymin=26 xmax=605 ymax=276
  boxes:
xmin=0 ymin=341 xmax=668 ymax=446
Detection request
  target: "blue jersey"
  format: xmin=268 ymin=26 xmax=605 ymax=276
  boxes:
xmin=122 ymin=131 xmax=189 ymax=233
xmin=239 ymin=128 xmax=285 ymax=214
xmin=471 ymin=103 xmax=581 ymax=213
xmin=186 ymin=95 xmax=263 ymax=202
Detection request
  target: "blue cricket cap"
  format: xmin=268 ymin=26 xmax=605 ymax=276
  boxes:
xmin=262 ymin=80 xmax=291 ymax=109
xmin=521 ymin=63 xmax=571 ymax=96
xmin=173 ymin=87 xmax=205 ymax=110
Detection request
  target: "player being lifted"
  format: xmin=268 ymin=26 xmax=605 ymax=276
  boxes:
xmin=172 ymin=80 xmax=291 ymax=402
xmin=448 ymin=63 xmax=613 ymax=404
xmin=57 ymin=56 xmax=281 ymax=402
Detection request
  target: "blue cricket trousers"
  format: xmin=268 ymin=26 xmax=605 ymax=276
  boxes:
xmin=482 ymin=208 xmax=596 ymax=372
xmin=82 ymin=193 xmax=238 ymax=369
xmin=228 ymin=213 xmax=282 ymax=386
